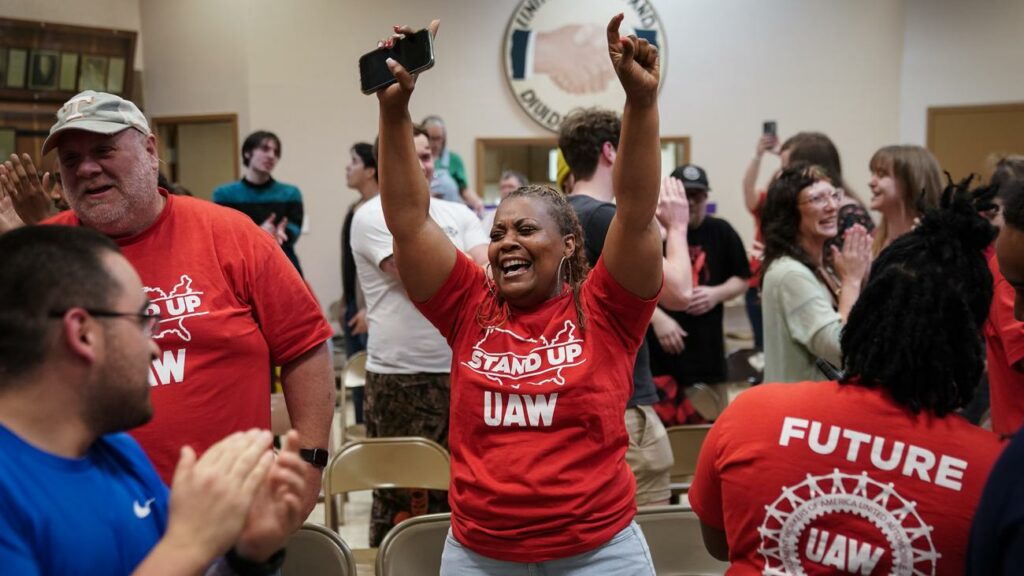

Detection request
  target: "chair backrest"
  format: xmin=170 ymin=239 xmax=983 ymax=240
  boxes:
xmin=342 ymin=350 xmax=367 ymax=389
xmin=635 ymin=505 xmax=729 ymax=576
xmin=376 ymin=513 xmax=451 ymax=576
xmin=666 ymin=424 xmax=713 ymax=482
xmin=282 ymin=523 xmax=357 ymax=576
xmin=323 ymin=437 xmax=451 ymax=530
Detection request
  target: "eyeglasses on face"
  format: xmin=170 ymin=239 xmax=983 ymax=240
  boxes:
xmin=48 ymin=308 xmax=162 ymax=337
xmin=800 ymin=187 xmax=845 ymax=208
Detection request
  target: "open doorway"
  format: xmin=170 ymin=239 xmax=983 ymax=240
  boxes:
xmin=153 ymin=114 xmax=238 ymax=200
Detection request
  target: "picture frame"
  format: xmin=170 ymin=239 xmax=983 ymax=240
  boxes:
xmin=28 ymin=49 xmax=59 ymax=90
xmin=106 ymin=57 xmax=125 ymax=94
xmin=59 ymin=53 xmax=78 ymax=91
xmin=6 ymin=48 xmax=27 ymax=89
xmin=78 ymin=55 xmax=107 ymax=92
xmin=0 ymin=48 xmax=7 ymax=85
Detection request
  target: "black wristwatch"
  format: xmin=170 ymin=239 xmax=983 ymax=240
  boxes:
xmin=225 ymin=546 xmax=285 ymax=576
xmin=299 ymin=447 xmax=328 ymax=469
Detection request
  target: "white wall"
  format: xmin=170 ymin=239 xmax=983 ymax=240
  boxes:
xmin=899 ymin=0 xmax=1024 ymax=144
xmin=12 ymin=1 xmax=1021 ymax=319
xmin=133 ymin=0 xmax=909 ymax=316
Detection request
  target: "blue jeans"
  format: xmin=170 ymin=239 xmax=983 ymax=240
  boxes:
xmin=440 ymin=521 xmax=655 ymax=575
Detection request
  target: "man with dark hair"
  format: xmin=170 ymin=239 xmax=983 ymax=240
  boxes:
xmin=351 ymin=124 xmax=488 ymax=545
xmin=649 ymin=165 xmax=750 ymax=398
xmin=41 ymin=90 xmax=335 ymax=522
xmin=0 ymin=225 xmax=307 ymax=575
xmin=692 ymin=185 xmax=1003 ymax=574
xmin=969 ymin=180 xmax=1024 ymax=574
xmin=558 ymin=107 xmax=693 ymax=505
xmin=213 ymin=130 xmax=306 ymax=274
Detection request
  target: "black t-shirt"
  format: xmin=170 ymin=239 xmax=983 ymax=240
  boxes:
xmin=568 ymin=194 xmax=658 ymax=407
xmin=649 ymin=216 xmax=750 ymax=386
xmin=967 ymin=426 xmax=1024 ymax=575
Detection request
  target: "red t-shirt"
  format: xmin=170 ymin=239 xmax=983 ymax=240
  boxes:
xmin=690 ymin=381 xmax=1003 ymax=576
xmin=46 ymin=192 xmax=332 ymax=481
xmin=985 ymin=252 xmax=1024 ymax=437
xmin=415 ymin=251 xmax=658 ymax=562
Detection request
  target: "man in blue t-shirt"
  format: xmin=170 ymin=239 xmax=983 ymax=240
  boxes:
xmin=0 ymin=225 xmax=306 ymax=576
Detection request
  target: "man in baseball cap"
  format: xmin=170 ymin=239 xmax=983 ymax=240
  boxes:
xmin=649 ymin=164 xmax=750 ymax=399
xmin=41 ymin=91 xmax=336 ymax=528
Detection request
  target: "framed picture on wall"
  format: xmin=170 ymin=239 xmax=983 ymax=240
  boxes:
xmin=59 ymin=53 xmax=79 ymax=91
xmin=7 ymin=48 xmax=27 ymax=88
xmin=28 ymin=50 xmax=60 ymax=90
xmin=106 ymin=57 xmax=125 ymax=94
xmin=0 ymin=129 xmax=14 ymax=161
xmin=0 ymin=48 xmax=7 ymax=84
xmin=78 ymin=55 xmax=107 ymax=91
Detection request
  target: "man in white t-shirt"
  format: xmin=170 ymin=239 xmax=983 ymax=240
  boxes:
xmin=350 ymin=125 xmax=487 ymax=546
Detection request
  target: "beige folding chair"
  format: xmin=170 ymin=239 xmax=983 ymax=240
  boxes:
xmin=281 ymin=523 xmax=357 ymax=576
xmin=666 ymin=424 xmax=713 ymax=498
xmin=340 ymin=351 xmax=367 ymax=442
xmin=323 ymin=436 xmax=451 ymax=531
xmin=375 ymin=513 xmax=451 ymax=576
xmin=635 ymin=505 xmax=730 ymax=575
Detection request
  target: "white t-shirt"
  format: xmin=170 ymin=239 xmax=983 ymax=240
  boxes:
xmin=350 ymin=195 xmax=488 ymax=373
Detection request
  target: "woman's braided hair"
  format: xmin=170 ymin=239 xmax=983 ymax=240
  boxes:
xmin=839 ymin=176 xmax=996 ymax=415
xmin=476 ymin=185 xmax=591 ymax=330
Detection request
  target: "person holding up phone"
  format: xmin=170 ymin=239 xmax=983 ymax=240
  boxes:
xmin=371 ymin=15 xmax=662 ymax=574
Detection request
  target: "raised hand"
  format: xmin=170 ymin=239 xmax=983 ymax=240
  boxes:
xmin=656 ymin=176 xmax=689 ymax=232
xmin=831 ymin=224 xmax=872 ymax=285
xmin=606 ymin=13 xmax=659 ymax=106
xmin=377 ymin=20 xmax=441 ymax=112
xmin=0 ymin=177 xmax=25 ymax=232
xmin=0 ymin=154 xmax=59 ymax=225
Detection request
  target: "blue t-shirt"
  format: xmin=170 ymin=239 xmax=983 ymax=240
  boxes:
xmin=0 ymin=426 xmax=169 ymax=576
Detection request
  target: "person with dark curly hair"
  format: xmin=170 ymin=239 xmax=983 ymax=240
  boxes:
xmin=969 ymin=179 xmax=1024 ymax=574
xmin=692 ymin=180 xmax=1004 ymax=575
xmin=760 ymin=164 xmax=871 ymax=382
xmin=373 ymin=15 xmax=664 ymax=573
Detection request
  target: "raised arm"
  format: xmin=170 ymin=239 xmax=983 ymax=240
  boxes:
xmin=375 ymin=20 xmax=458 ymax=302
xmin=742 ymin=136 xmax=776 ymax=212
xmin=602 ymin=13 xmax=663 ymax=300
xmin=656 ymin=175 xmax=692 ymax=310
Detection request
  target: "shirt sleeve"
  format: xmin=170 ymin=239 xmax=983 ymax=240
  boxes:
xmin=449 ymin=152 xmax=469 ymax=191
xmin=689 ymin=417 xmax=726 ymax=529
xmin=456 ymin=204 xmax=489 ymax=252
xmin=0 ymin=505 xmax=40 ymax=576
xmin=414 ymin=250 xmax=485 ymax=342
xmin=722 ymin=223 xmax=752 ymax=280
xmin=245 ymin=222 xmax=333 ymax=365
xmin=284 ymin=185 xmax=303 ymax=243
xmin=992 ymin=267 xmax=1024 ymax=368
xmin=584 ymin=256 xmax=660 ymax=351
xmin=350 ymin=207 xmax=395 ymax=268
xmin=778 ymin=266 xmax=843 ymax=367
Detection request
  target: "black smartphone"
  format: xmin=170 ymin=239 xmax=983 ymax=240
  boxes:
xmin=763 ymin=120 xmax=777 ymax=138
xmin=359 ymin=29 xmax=435 ymax=94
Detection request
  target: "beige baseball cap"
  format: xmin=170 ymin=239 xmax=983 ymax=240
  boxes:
xmin=42 ymin=90 xmax=151 ymax=155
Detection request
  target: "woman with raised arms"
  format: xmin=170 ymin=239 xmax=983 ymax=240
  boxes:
xmin=373 ymin=14 xmax=663 ymax=575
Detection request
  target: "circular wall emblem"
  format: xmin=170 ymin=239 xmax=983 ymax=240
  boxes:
xmin=503 ymin=0 xmax=668 ymax=132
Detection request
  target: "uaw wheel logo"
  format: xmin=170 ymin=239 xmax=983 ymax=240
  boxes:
xmin=758 ymin=470 xmax=939 ymax=576
xmin=503 ymin=0 xmax=667 ymax=132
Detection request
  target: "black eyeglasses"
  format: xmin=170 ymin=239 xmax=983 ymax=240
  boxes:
xmin=48 ymin=309 xmax=162 ymax=337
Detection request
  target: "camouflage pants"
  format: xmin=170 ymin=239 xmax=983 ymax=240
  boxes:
xmin=364 ymin=371 xmax=451 ymax=547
